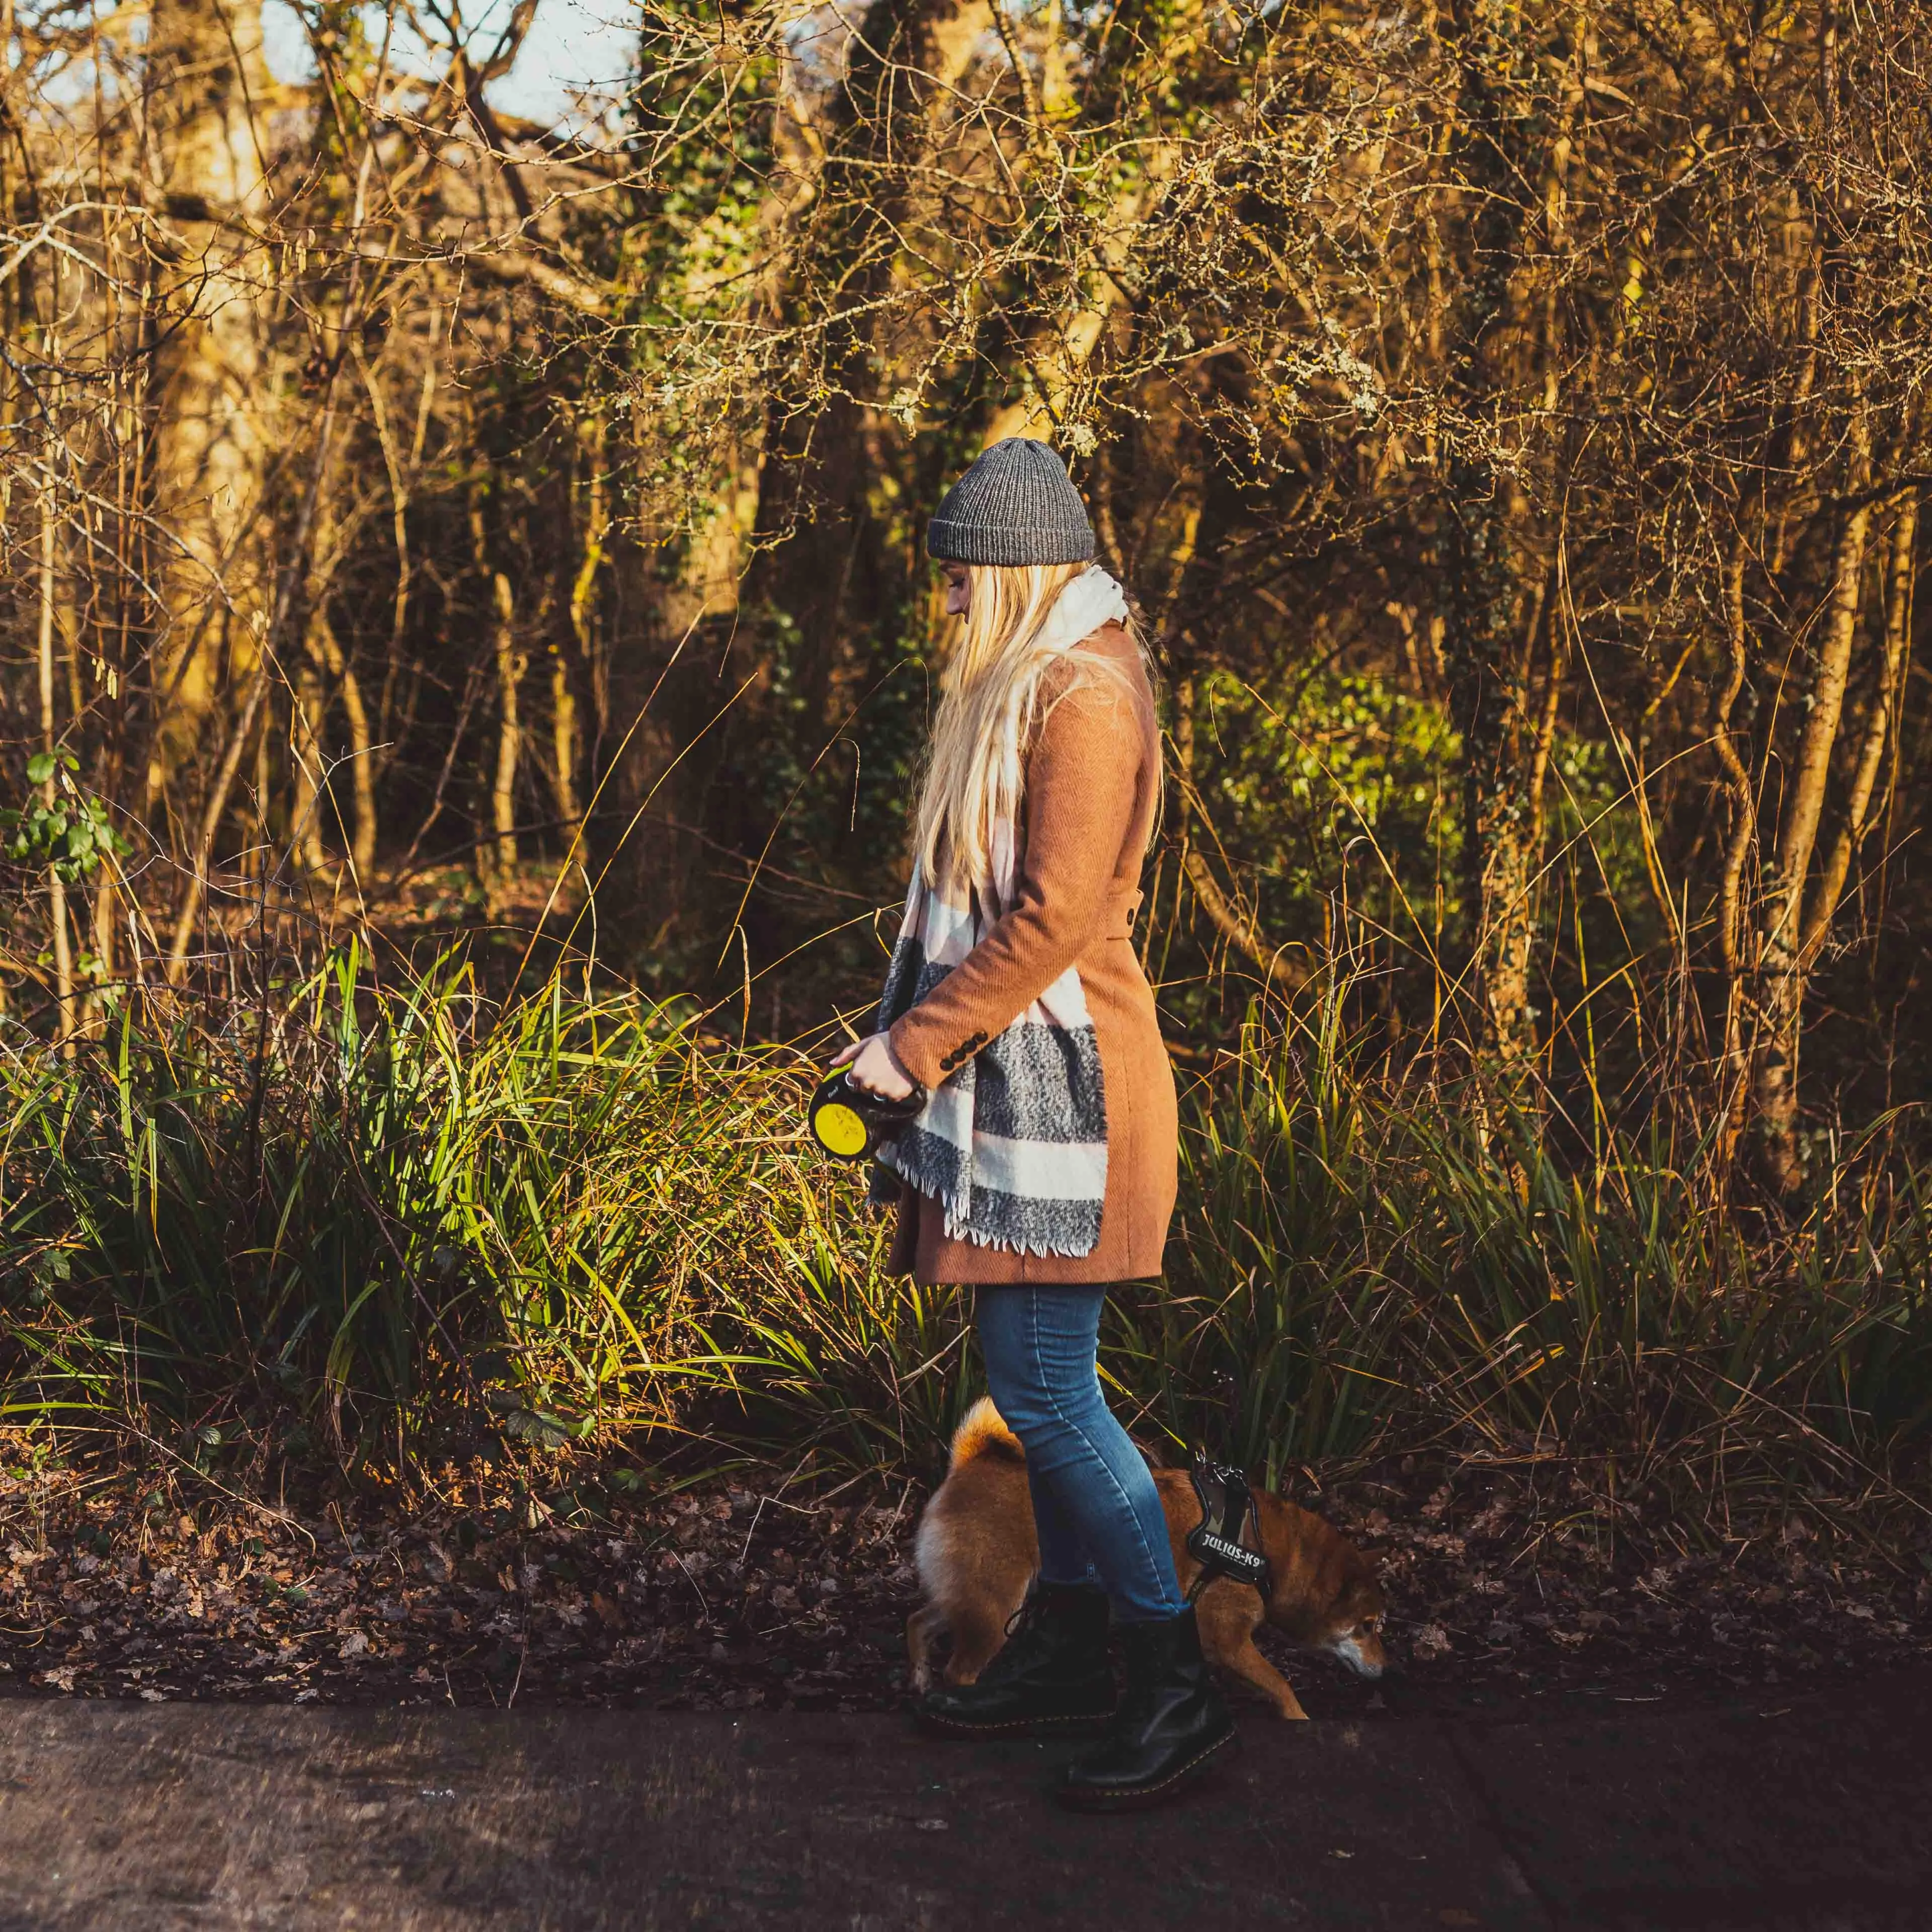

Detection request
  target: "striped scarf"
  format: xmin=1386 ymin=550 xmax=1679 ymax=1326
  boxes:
xmin=870 ymin=568 xmax=1128 ymax=1257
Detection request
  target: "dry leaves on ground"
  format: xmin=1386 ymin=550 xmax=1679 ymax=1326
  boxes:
xmin=1 ymin=1445 xmax=1925 ymax=1719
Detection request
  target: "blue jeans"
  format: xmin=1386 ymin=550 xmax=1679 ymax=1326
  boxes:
xmin=974 ymin=1286 xmax=1185 ymax=1623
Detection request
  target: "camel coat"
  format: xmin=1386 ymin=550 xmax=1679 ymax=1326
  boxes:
xmin=884 ymin=621 xmax=1177 ymax=1285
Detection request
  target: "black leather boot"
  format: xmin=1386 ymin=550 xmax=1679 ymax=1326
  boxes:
xmin=1057 ymin=1605 xmax=1235 ymax=1809
xmin=914 ymin=1582 xmax=1116 ymax=1737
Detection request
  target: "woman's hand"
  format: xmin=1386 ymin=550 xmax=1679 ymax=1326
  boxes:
xmin=831 ymin=1031 xmax=917 ymax=1101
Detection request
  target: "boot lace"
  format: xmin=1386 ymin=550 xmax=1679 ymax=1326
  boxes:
xmin=975 ymin=1590 xmax=1059 ymax=1686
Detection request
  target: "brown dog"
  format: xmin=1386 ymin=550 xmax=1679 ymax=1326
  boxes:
xmin=907 ymin=1398 xmax=1387 ymax=1719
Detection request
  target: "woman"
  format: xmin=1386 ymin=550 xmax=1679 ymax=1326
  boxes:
xmin=833 ymin=437 xmax=1234 ymax=1810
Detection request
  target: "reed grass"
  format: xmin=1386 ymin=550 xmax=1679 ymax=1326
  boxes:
xmin=3 ymin=946 xmax=1927 ymax=1504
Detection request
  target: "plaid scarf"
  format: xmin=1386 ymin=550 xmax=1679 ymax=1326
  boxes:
xmin=870 ymin=568 xmax=1128 ymax=1257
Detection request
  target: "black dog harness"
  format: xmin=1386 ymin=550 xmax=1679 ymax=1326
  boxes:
xmin=1184 ymin=1451 xmax=1271 ymax=1603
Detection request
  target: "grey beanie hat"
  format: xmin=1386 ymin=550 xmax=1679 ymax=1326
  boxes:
xmin=926 ymin=437 xmax=1097 ymax=567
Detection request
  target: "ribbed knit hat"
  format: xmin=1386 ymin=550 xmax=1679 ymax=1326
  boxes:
xmin=926 ymin=437 xmax=1097 ymax=567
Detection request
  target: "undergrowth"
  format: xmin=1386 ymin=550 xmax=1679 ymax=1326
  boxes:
xmin=3 ymin=947 xmax=1928 ymax=1519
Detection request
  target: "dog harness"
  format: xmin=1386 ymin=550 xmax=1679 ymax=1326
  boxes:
xmin=1184 ymin=1450 xmax=1271 ymax=1602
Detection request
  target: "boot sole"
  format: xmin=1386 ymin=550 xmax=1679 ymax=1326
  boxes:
xmin=913 ymin=1706 xmax=1117 ymax=1741
xmin=1053 ymin=1723 xmax=1238 ymax=1812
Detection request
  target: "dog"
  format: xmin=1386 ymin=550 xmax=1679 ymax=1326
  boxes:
xmin=907 ymin=1398 xmax=1387 ymax=1720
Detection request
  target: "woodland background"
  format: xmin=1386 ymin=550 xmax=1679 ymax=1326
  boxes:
xmin=1 ymin=0 xmax=1930 ymax=1499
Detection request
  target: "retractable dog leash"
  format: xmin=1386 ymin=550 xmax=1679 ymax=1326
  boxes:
xmin=807 ymin=1068 xmax=926 ymax=1162
xmin=1183 ymin=1372 xmax=1272 ymax=1604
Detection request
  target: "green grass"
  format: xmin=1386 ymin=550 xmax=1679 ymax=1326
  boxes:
xmin=3 ymin=947 xmax=1928 ymax=1501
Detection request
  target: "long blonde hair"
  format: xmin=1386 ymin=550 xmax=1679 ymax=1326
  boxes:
xmin=914 ymin=561 xmax=1150 ymax=896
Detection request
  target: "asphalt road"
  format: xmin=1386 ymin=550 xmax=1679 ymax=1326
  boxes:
xmin=0 ymin=1668 xmax=1925 ymax=1929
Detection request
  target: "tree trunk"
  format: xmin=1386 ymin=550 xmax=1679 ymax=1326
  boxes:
xmin=1444 ymin=488 xmax=1543 ymax=1071
xmin=1713 ymin=540 xmax=1758 ymax=1165
xmin=311 ymin=612 xmax=377 ymax=878
xmin=1751 ymin=418 xmax=1874 ymax=1189
xmin=141 ymin=0 xmax=273 ymax=815
xmin=469 ymin=492 xmax=524 ymax=898
xmin=556 ymin=416 xmax=608 ymax=831
xmin=1800 ymin=494 xmax=1918 ymax=960
xmin=490 ymin=574 xmax=522 ymax=888
xmin=290 ymin=658 xmax=330 ymax=874
xmin=657 ymin=4 xmax=842 ymax=635
xmin=89 ymin=854 xmax=121 ymax=1012
xmin=39 ymin=475 xmax=75 ymax=1052
xmin=572 ymin=413 xmax=611 ymax=750
xmin=1434 ymin=0 xmax=1570 ymax=1078
xmin=165 ymin=376 xmax=345 ymax=985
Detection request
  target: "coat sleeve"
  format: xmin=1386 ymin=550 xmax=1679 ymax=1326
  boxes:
xmin=888 ymin=675 xmax=1144 ymax=1093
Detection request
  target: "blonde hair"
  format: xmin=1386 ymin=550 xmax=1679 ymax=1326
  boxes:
xmin=914 ymin=561 xmax=1152 ymax=897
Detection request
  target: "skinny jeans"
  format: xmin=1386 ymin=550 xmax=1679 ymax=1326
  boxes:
xmin=974 ymin=1286 xmax=1185 ymax=1623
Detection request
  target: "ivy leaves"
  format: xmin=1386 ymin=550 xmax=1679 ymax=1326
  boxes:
xmin=5 ymin=749 xmax=131 ymax=883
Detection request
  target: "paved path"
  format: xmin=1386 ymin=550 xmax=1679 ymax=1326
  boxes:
xmin=0 ymin=1669 xmax=1925 ymax=1929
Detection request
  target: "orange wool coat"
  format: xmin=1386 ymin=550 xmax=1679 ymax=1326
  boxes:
xmin=884 ymin=621 xmax=1177 ymax=1285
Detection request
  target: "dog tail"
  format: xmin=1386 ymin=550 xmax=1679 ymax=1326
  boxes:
xmin=948 ymin=1396 xmax=1024 ymax=1470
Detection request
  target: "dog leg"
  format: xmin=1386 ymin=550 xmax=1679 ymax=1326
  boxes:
xmin=1223 ymin=1632 xmax=1308 ymax=1721
xmin=906 ymin=1605 xmax=949 ymax=1694
xmin=940 ymin=1602 xmax=1010 ymax=1685
xmin=1194 ymin=1585 xmax=1310 ymax=1720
